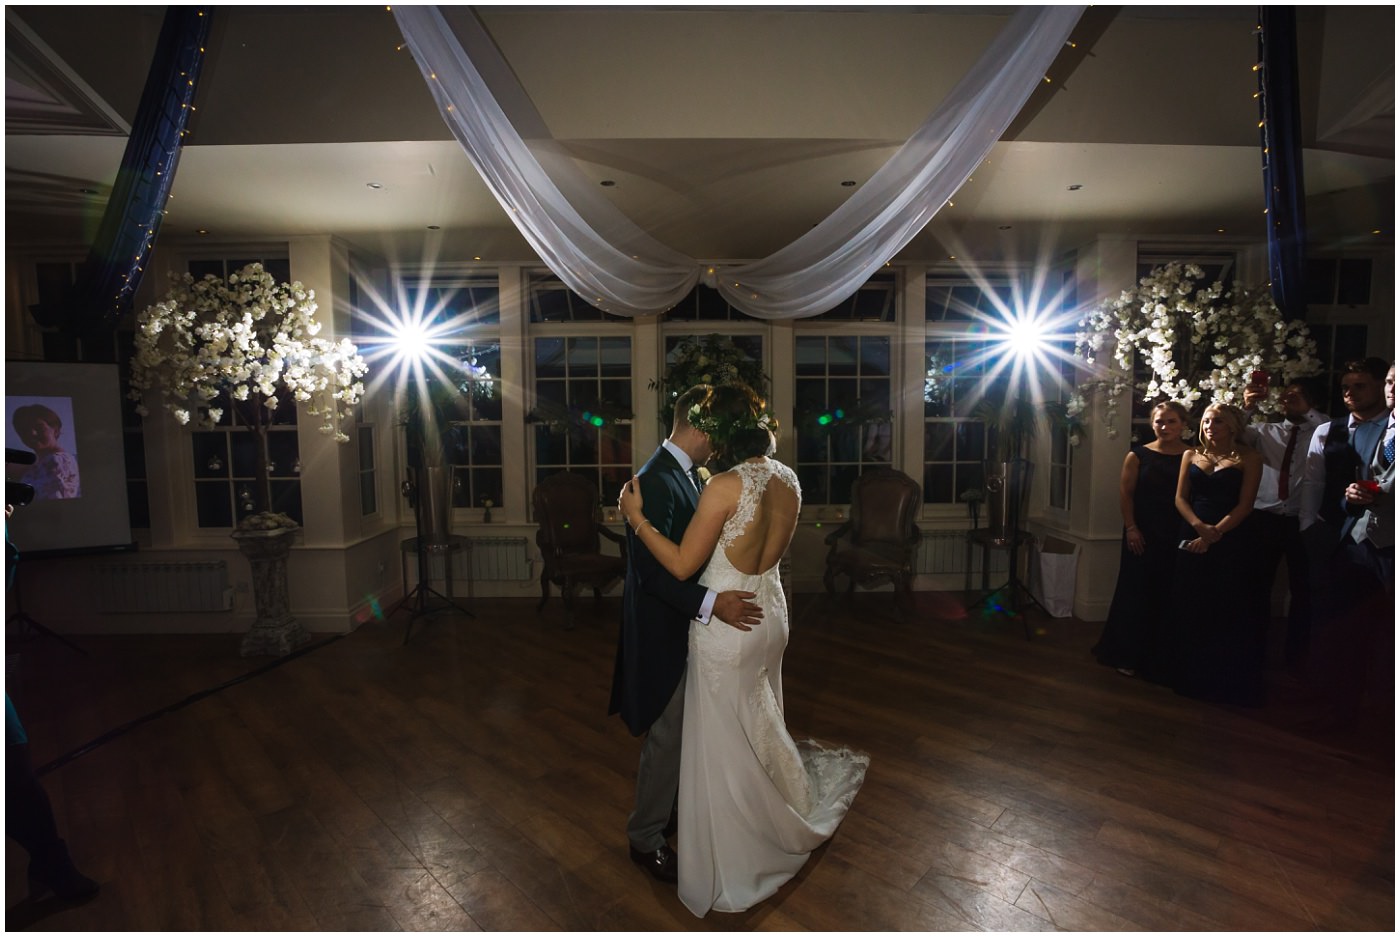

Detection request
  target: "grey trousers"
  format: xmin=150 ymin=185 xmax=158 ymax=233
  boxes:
xmin=626 ymin=669 xmax=686 ymax=852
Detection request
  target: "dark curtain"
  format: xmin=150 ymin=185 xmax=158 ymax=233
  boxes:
xmin=1257 ymin=7 xmax=1308 ymax=322
xmin=31 ymin=7 xmax=211 ymax=336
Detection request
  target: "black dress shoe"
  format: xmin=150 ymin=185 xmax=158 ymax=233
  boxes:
xmin=629 ymin=843 xmax=678 ymax=884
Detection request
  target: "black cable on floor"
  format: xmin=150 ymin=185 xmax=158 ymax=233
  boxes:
xmin=35 ymin=633 xmax=345 ymax=777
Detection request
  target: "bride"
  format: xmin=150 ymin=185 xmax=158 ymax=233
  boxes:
xmin=619 ymin=383 xmax=869 ymax=917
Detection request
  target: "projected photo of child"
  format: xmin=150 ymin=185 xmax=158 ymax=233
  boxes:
xmin=8 ymin=399 xmax=81 ymax=500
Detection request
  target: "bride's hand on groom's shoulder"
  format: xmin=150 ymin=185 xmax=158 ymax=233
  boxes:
xmin=714 ymin=590 xmax=762 ymax=631
xmin=618 ymin=475 xmax=643 ymax=518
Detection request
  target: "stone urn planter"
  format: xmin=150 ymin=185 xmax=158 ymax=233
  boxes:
xmin=231 ymin=524 xmax=308 ymax=657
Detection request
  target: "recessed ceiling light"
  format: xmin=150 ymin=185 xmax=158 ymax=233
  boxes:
xmin=78 ymin=187 xmax=97 ymax=195
xmin=998 ymin=225 xmax=1012 ymax=230
xmin=366 ymin=182 xmax=383 ymax=190
xmin=1066 ymin=184 xmax=1083 ymax=191
xmin=1217 ymin=227 xmax=1226 ymax=233
xmin=1372 ymin=229 xmax=1383 ymax=235
xmin=599 ymin=180 xmax=616 ymax=187
xmin=426 ymin=225 xmax=440 ymax=230
xmin=840 ymin=180 xmax=856 ymax=187
xmin=196 ymin=228 xmax=208 ymax=235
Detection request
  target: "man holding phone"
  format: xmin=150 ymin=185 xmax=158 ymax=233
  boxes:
xmin=1241 ymin=374 xmax=1328 ymax=671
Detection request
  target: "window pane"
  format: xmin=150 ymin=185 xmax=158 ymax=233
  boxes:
xmin=830 ymin=465 xmax=861 ymax=504
xmin=267 ymin=432 xmax=299 ymax=476
xmin=795 ymin=336 xmax=826 ymax=376
xmin=599 ymin=337 xmax=631 ymax=376
xmin=569 ymin=427 xmax=600 ymax=464
xmin=954 ymin=463 xmax=986 ymax=501
xmin=568 ymin=337 xmax=599 ymax=376
xmin=860 ymin=337 xmax=891 ymax=376
xmin=925 ymin=423 xmax=954 ymax=462
xmin=828 ymin=337 xmax=859 ymax=376
xmin=230 ymin=433 xmax=258 ymax=477
xmin=924 ymin=464 xmax=954 ymax=504
xmin=195 ymin=482 xmax=233 ymax=528
xmin=535 ymin=338 xmax=566 ymax=378
xmin=861 ymin=424 xmax=892 ymax=462
xmin=193 ymin=434 xmax=229 ymax=478
xmin=360 ymin=471 xmax=377 ymax=516
xmin=536 ymin=424 xmax=566 ymax=465
xmin=956 ymin=421 xmax=986 ymax=460
xmin=470 ymin=425 xmax=502 ymax=464
xmin=473 ymin=468 xmax=503 ymax=507
xmin=797 ymin=464 xmax=828 ymax=505
xmin=358 ymin=426 xmax=374 ymax=472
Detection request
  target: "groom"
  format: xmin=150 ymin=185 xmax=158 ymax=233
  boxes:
xmin=609 ymin=384 xmax=761 ymax=884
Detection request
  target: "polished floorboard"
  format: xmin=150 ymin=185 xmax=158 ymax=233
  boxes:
xmin=5 ymin=591 xmax=1394 ymax=931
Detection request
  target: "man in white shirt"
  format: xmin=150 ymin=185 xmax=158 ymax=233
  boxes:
xmin=1242 ymin=378 xmax=1328 ymax=671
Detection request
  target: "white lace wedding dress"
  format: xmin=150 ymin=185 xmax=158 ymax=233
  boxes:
xmin=678 ymin=459 xmax=870 ymax=917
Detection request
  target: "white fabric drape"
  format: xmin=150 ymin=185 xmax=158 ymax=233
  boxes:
xmin=393 ymin=6 xmax=1084 ymax=319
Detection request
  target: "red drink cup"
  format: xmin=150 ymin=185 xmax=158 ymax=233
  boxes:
xmin=1358 ymin=479 xmax=1381 ymax=494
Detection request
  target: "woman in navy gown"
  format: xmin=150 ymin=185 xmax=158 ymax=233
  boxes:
xmin=1093 ymin=401 xmax=1191 ymax=678
xmin=1168 ymin=404 xmax=1266 ymax=704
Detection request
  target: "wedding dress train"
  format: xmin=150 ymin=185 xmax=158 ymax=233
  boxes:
xmin=678 ymin=459 xmax=869 ymax=916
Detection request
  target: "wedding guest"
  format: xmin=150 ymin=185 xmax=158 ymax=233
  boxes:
xmin=1241 ymin=377 xmax=1328 ymax=671
xmin=1092 ymin=401 xmax=1190 ymax=679
xmin=1302 ymin=360 xmax=1394 ymax=730
xmin=1168 ymin=404 xmax=1267 ymax=704
xmin=5 ymin=504 xmax=99 ymax=902
xmin=11 ymin=404 xmax=80 ymax=500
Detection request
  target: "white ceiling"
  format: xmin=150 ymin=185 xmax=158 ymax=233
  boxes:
xmin=5 ymin=5 xmax=1395 ymax=268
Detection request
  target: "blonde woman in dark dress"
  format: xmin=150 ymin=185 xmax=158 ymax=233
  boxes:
xmin=1169 ymin=403 xmax=1267 ymax=704
xmin=1093 ymin=401 xmax=1191 ymax=678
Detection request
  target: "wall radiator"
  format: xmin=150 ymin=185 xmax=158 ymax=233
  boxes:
xmin=459 ymin=537 xmax=534 ymax=581
xmin=915 ymin=530 xmax=1010 ymax=576
xmin=96 ymin=561 xmax=232 ymax=613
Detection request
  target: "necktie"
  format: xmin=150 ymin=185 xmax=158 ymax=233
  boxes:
xmin=689 ymin=466 xmax=703 ymax=493
xmin=1384 ymin=431 xmax=1395 ymax=469
xmin=1277 ymin=423 xmax=1298 ymax=501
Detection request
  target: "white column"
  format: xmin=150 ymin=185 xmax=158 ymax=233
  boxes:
xmin=497 ymin=263 xmax=529 ymax=522
xmin=287 ymin=236 xmax=359 ymax=547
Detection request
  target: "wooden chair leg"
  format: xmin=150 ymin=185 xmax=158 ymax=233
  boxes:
xmin=538 ymin=566 xmax=553 ymax=612
xmin=562 ymin=579 xmax=577 ymax=630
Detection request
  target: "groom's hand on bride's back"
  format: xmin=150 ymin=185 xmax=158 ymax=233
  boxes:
xmin=714 ymin=591 xmax=762 ymax=631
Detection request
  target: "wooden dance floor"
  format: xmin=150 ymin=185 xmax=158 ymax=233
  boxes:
xmin=5 ymin=592 xmax=1393 ymax=931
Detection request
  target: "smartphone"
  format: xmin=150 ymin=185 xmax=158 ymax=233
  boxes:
xmin=1178 ymin=539 xmax=1193 ymax=551
xmin=1250 ymin=370 xmax=1270 ymax=387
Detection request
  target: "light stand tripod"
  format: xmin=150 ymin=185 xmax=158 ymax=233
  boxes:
xmin=397 ymin=477 xmax=474 ymax=645
xmin=966 ymin=459 xmax=1048 ymax=637
xmin=395 ymin=392 xmax=473 ymax=645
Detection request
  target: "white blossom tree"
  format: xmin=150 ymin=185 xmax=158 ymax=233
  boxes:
xmin=131 ymin=263 xmax=369 ymax=526
xmin=1069 ymin=262 xmax=1323 ymax=439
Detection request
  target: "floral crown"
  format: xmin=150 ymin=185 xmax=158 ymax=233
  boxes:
xmin=687 ymin=403 xmax=773 ymax=441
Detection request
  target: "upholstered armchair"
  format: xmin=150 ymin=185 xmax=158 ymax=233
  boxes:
xmin=822 ymin=468 xmax=922 ymax=620
xmin=532 ymin=472 xmax=626 ymax=628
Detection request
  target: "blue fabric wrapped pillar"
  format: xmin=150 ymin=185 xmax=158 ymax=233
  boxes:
xmin=31 ymin=7 xmax=210 ymax=335
xmin=1257 ymin=7 xmax=1308 ymax=322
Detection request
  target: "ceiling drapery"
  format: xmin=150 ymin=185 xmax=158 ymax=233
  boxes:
xmin=394 ymin=6 xmax=1084 ymax=319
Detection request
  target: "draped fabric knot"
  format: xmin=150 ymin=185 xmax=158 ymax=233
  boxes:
xmin=699 ymin=265 xmax=721 ymax=290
